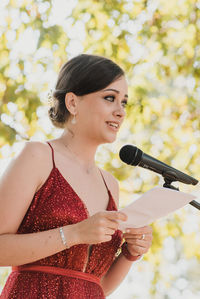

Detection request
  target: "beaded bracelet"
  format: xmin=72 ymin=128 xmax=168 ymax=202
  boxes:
xmin=121 ymin=242 xmax=142 ymax=262
xmin=59 ymin=227 xmax=69 ymax=249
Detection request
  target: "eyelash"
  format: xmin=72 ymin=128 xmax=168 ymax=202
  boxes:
xmin=104 ymin=96 xmax=128 ymax=108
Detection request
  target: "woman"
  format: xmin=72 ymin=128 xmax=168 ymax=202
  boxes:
xmin=0 ymin=54 xmax=152 ymax=298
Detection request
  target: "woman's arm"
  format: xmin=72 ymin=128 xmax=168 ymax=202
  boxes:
xmin=101 ymin=226 xmax=152 ymax=296
xmin=100 ymin=172 xmax=152 ymax=296
xmin=0 ymin=145 xmax=126 ymax=266
xmin=0 ymin=141 xmax=76 ymax=266
xmin=0 ymin=225 xmax=76 ymax=266
xmin=101 ymin=252 xmax=135 ymax=296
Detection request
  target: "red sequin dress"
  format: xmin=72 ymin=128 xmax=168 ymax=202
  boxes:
xmin=1 ymin=143 xmax=123 ymax=299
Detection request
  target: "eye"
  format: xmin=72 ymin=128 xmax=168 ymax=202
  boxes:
xmin=121 ymin=100 xmax=128 ymax=108
xmin=104 ymin=95 xmax=128 ymax=108
xmin=104 ymin=95 xmax=115 ymax=102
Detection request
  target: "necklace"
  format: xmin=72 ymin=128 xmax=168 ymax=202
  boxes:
xmin=62 ymin=141 xmax=96 ymax=175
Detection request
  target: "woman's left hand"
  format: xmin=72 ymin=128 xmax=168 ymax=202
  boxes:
xmin=123 ymin=226 xmax=153 ymax=257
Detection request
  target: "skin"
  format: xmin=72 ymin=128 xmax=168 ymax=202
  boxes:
xmin=0 ymin=75 xmax=152 ymax=296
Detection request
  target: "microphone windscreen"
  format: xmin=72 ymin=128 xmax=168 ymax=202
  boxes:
xmin=119 ymin=145 xmax=143 ymax=166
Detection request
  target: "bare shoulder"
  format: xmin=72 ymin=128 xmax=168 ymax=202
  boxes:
xmin=15 ymin=141 xmax=54 ymax=189
xmin=17 ymin=141 xmax=50 ymax=160
xmin=101 ymin=169 xmax=119 ymax=208
xmin=0 ymin=141 xmax=53 ymax=234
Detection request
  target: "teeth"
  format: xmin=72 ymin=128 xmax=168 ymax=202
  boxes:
xmin=108 ymin=122 xmax=118 ymax=128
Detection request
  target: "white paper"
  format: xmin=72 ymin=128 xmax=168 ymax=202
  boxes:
xmin=118 ymin=187 xmax=197 ymax=230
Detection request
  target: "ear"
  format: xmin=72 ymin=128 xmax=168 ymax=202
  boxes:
xmin=65 ymin=92 xmax=78 ymax=115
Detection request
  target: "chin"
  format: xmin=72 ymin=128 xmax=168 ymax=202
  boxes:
xmin=102 ymin=134 xmax=117 ymax=144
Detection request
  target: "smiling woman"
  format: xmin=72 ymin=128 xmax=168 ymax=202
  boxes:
xmin=48 ymin=54 xmax=126 ymax=127
xmin=0 ymin=54 xmax=152 ymax=299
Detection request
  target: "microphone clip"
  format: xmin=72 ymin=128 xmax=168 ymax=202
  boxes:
xmin=162 ymin=178 xmax=200 ymax=210
xmin=163 ymin=178 xmax=179 ymax=191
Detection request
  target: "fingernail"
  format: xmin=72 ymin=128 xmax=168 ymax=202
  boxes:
xmin=126 ymin=229 xmax=130 ymax=233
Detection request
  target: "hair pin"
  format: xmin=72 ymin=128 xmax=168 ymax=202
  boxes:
xmin=48 ymin=89 xmax=54 ymax=107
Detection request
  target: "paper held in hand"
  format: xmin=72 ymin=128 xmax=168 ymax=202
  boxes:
xmin=118 ymin=187 xmax=197 ymax=230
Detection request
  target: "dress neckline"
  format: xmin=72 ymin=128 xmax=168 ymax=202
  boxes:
xmin=54 ymin=167 xmax=112 ymax=218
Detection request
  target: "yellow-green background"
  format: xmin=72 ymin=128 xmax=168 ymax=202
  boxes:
xmin=1 ymin=0 xmax=200 ymax=298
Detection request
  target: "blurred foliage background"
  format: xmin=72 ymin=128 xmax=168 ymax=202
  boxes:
xmin=1 ymin=0 xmax=200 ymax=298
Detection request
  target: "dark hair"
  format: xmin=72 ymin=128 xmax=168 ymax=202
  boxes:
xmin=48 ymin=54 xmax=125 ymax=128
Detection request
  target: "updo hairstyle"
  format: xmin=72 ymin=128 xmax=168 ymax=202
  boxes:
xmin=48 ymin=54 xmax=124 ymax=128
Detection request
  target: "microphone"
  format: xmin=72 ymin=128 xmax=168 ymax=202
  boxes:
xmin=119 ymin=145 xmax=198 ymax=185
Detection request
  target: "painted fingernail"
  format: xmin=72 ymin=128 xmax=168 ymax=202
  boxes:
xmin=126 ymin=229 xmax=130 ymax=233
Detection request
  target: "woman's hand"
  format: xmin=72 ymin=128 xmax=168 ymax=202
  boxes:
xmin=123 ymin=226 xmax=153 ymax=257
xmin=71 ymin=211 xmax=127 ymax=246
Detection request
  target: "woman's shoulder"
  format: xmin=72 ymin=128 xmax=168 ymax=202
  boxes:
xmin=0 ymin=141 xmax=54 ymax=234
xmin=13 ymin=141 xmax=55 ymax=193
xmin=15 ymin=141 xmax=53 ymax=164
xmin=100 ymin=169 xmax=119 ymax=207
xmin=20 ymin=140 xmax=50 ymax=155
xmin=13 ymin=141 xmax=54 ymax=178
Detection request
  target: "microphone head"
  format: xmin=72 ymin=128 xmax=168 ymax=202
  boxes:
xmin=119 ymin=145 xmax=143 ymax=166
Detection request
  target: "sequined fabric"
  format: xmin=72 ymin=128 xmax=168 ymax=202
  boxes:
xmin=1 ymin=144 xmax=123 ymax=299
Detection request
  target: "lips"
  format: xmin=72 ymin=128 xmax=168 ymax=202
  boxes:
xmin=106 ymin=121 xmax=120 ymax=129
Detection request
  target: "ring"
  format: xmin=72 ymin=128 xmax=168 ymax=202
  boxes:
xmin=142 ymin=234 xmax=145 ymax=240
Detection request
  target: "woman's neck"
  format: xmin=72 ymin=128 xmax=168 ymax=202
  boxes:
xmin=59 ymin=130 xmax=97 ymax=173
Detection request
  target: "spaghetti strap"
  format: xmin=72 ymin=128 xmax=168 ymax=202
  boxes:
xmin=47 ymin=142 xmax=56 ymax=168
xmin=98 ymin=169 xmax=109 ymax=193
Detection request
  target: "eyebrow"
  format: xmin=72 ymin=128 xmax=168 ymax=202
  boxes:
xmin=103 ymin=88 xmax=128 ymax=98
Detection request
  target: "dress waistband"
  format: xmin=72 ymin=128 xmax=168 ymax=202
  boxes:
xmin=12 ymin=265 xmax=101 ymax=286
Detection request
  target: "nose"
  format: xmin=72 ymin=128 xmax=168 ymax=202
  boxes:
xmin=113 ymin=103 xmax=126 ymax=119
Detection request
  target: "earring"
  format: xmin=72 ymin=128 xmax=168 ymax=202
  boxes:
xmin=71 ymin=114 xmax=76 ymax=125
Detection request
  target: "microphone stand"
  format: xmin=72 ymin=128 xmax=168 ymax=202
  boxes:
xmin=163 ymin=178 xmax=200 ymax=210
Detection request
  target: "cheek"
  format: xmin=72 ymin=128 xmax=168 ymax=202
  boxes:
xmin=79 ymin=99 xmax=109 ymax=124
xmin=89 ymin=106 xmax=107 ymax=120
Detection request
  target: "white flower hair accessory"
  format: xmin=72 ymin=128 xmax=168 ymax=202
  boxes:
xmin=48 ymin=89 xmax=54 ymax=107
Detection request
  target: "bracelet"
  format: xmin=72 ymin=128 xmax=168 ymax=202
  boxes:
xmin=59 ymin=227 xmax=69 ymax=249
xmin=121 ymin=242 xmax=142 ymax=262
